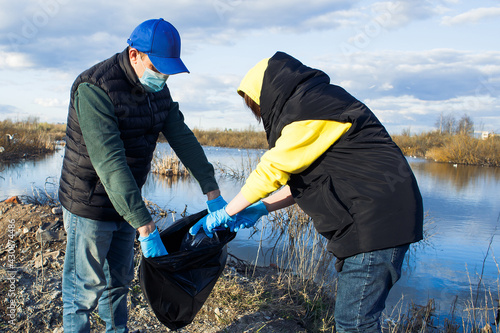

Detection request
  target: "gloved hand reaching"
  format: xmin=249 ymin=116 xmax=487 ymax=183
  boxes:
xmin=138 ymin=227 xmax=168 ymax=258
xmin=206 ymin=195 xmax=227 ymax=213
xmin=189 ymin=206 xmax=235 ymax=238
xmin=231 ymin=201 xmax=269 ymax=232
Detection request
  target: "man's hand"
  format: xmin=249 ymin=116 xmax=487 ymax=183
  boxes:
xmin=137 ymin=221 xmax=156 ymax=238
xmin=207 ymin=195 xmax=227 ymax=213
xmin=137 ymin=221 xmax=168 ymax=257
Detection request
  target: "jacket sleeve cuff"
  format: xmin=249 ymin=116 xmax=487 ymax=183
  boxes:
xmin=200 ymin=180 xmax=219 ymax=195
xmin=124 ymin=206 xmax=152 ymax=229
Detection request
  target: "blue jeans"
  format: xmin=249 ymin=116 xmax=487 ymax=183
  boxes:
xmin=62 ymin=208 xmax=136 ymax=333
xmin=334 ymin=244 xmax=409 ymax=332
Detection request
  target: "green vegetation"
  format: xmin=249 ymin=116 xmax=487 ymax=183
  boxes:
xmin=0 ymin=118 xmax=66 ymax=162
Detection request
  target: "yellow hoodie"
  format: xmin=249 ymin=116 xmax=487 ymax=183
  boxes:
xmin=237 ymin=58 xmax=352 ymax=203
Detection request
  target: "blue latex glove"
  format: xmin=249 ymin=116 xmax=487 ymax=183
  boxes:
xmin=189 ymin=207 xmax=235 ymax=238
xmin=138 ymin=227 xmax=168 ymax=258
xmin=207 ymin=195 xmax=227 ymax=213
xmin=232 ymin=201 xmax=269 ymax=232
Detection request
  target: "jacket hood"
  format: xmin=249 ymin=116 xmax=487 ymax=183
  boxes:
xmin=260 ymin=52 xmax=330 ymax=147
xmin=237 ymin=57 xmax=270 ymax=105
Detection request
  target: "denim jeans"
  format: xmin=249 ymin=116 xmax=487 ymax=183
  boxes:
xmin=334 ymin=244 xmax=409 ymax=333
xmin=62 ymin=208 xmax=136 ymax=333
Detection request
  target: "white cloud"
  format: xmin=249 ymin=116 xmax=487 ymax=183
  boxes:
xmin=34 ymin=98 xmax=68 ymax=108
xmin=0 ymin=50 xmax=34 ymax=69
xmin=442 ymin=6 xmax=500 ymax=25
xmin=168 ymin=72 xmax=256 ymax=130
xmin=321 ymin=49 xmax=500 ymax=101
xmin=0 ymin=0 xmax=358 ymax=69
xmin=365 ymin=94 xmax=500 ymax=134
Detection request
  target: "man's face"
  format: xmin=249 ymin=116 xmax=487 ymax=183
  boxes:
xmin=129 ymin=48 xmax=167 ymax=78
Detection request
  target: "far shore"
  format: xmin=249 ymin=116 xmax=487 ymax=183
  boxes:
xmin=1 ymin=119 xmax=498 ymax=167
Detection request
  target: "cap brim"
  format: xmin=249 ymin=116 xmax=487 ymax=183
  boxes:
xmin=148 ymin=54 xmax=189 ymax=75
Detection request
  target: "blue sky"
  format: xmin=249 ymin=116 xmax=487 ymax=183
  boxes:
xmin=0 ymin=0 xmax=499 ymax=134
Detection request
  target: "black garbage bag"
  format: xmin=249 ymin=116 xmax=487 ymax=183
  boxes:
xmin=139 ymin=209 xmax=236 ymax=331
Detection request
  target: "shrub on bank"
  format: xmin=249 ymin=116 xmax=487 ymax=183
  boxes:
xmin=191 ymin=128 xmax=267 ymax=149
xmin=393 ymin=131 xmax=499 ymax=167
xmin=426 ymin=135 xmax=499 ymax=166
xmin=0 ymin=118 xmax=66 ymax=162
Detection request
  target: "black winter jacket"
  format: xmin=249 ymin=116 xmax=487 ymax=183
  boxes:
xmin=59 ymin=48 xmax=172 ymax=221
xmin=261 ymin=52 xmax=423 ymax=261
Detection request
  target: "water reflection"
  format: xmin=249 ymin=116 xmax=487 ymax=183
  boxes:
xmin=410 ymin=158 xmax=500 ymax=191
xmin=0 ymin=148 xmax=64 ymax=198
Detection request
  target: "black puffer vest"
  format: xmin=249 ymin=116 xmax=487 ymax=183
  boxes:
xmin=261 ymin=52 xmax=423 ymax=260
xmin=59 ymin=48 xmax=171 ymax=221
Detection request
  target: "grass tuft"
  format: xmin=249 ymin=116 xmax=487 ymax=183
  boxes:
xmin=151 ymin=151 xmax=190 ymax=177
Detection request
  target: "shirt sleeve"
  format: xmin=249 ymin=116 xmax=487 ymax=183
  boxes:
xmin=240 ymin=119 xmax=352 ymax=203
xmin=74 ymin=83 xmax=152 ymax=229
xmin=161 ymin=101 xmax=219 ymax=194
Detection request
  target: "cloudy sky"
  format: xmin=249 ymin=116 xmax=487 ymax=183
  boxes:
xmin=0 ymin=0 xmax=499 ymax=134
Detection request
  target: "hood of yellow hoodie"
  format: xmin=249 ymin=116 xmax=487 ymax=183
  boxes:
xmin=237 ymin=57 xmax=270 ymax=106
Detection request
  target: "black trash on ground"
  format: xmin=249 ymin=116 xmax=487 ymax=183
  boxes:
xmin=139 ymin=209 xmax=236 ymax=331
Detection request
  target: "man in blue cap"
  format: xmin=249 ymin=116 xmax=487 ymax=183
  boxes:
xmin=59 ymin=18 xmax=226 ymax=332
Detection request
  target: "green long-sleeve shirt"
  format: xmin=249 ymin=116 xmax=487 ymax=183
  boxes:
xmin=74 ymin=82 xmax=218 ymax=228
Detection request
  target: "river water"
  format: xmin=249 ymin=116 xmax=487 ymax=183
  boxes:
xmin=1 ymin=143 xmax=499 ymax=326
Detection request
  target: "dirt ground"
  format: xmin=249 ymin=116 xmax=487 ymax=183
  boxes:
xmin=0 ymin=199 xmax=318 ymax=333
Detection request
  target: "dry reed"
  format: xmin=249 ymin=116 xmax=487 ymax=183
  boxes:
xmin=214 ymin=150 xmax=262 ymax=180
xmin=426 ymin=134 xmax=500 ymax=167
xmin=151 ymin=151 xmax=190 ymax=177
xmin=191 ymin=127 xmax=267 ymax=149
xmin=262 ymin=205 xmax=337 ymax=331
xmin=393 ymin=131 xmax=499 ymax=167
xmin=0 ymin=118 xmax=65 ymax=162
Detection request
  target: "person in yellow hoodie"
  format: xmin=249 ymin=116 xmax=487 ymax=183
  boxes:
xmin=190 ymin=52 xmax=423 ymax=332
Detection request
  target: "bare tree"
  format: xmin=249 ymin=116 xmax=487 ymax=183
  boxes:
xmin=456 ymin=114 xmax=474 ymax=136
xmin=435 ymin=112 xmax=456 ymax=134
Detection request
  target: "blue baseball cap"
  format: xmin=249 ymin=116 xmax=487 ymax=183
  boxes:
xmin=127 ymin=18 xmax=189 ymax=75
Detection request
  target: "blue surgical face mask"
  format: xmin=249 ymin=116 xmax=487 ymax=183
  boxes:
xmin=139 ymin=57 xmax=169 ymax=93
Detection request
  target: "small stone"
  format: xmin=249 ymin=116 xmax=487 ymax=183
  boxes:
xmin=50 ymin=290 xmax=62 ymax=301
xmin=34 ymin=250 xmax=61 ymax=268
xmin=214 ymin=307 xmax=222 ymax=316
xmin=52 ymin=206 xmax=63 ymax=215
